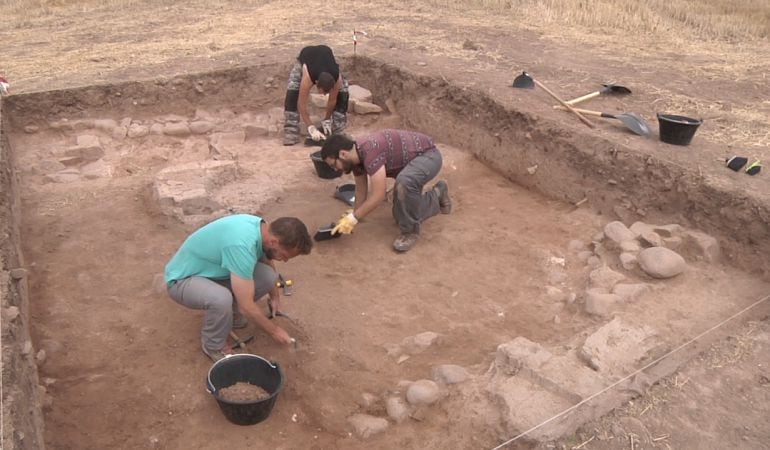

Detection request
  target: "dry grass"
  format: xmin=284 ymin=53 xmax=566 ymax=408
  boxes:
xmin=426 ymin=0 xmax=770 ymax=41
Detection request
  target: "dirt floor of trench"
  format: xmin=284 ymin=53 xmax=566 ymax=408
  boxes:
xmin=5 ymin=66 xmax=770 ymax=449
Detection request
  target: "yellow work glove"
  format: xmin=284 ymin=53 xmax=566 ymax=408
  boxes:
xmin=332 ymin=211 xmax=358 ymax=235
xmin=307 ymin=125 xmax=325 ymax=141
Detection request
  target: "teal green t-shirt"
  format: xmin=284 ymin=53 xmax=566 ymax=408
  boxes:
xmin=164 ymin=214 xmax=265 ymax=286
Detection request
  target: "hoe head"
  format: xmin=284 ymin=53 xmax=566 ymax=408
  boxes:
xmin=512 ymin=71 xmax=535 ymax=89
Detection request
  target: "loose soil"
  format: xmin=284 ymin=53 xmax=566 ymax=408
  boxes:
xmin=218 ymin=383 xmax=271 ymax=403
xmin=2 ymin=1 xmax=770 ymax=449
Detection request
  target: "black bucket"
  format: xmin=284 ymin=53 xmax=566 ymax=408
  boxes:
xmin=206 ymin=354 xmax=284 ymax=426
xmin=657 ymin=113 xmax=703 ymax=146
xmin=310 ymin=150 xmax=342 ymax=179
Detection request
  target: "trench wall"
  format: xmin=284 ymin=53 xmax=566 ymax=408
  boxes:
xmin=1 ymin=57 xmax=769 ymax=447
xmin=1 ymin=103 xmax=46 ymax=449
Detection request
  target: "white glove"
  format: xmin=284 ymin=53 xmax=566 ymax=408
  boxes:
xmin=308 ymin=125 xmax=325 ymax=141
xmin=321 ymin=119 xmax=332 ymax=137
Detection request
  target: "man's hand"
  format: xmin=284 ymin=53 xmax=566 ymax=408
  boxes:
xmin=332 ymin=211 xmax=358 ymax=235
xmin=321 ymin=119 xmax=332 ymax=137
xmin=308 ymin=125 xmax=325 ymax=141
xmin=269 ymin=325 xmax=294 ymax=346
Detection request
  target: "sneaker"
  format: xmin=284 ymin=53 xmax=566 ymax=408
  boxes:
xmin=434 ymin=180 xmax=452 ymax=214
xmin=232 ymin=315 xmax=248 ymax=329
xmin=202 ymin=344 xmax=231 ymax=363
xmin=393 ymin=233 xmax=420 ymax=252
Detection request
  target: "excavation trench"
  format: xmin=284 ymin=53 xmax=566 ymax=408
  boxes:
xmin=1 ymin=58 xmax=768 ymax=449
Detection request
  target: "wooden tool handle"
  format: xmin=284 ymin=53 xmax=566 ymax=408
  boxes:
xmin=553 ymin=106 xmax=603 ymax=117
xmin=533 ymin=79 xmax=595 ymax=129
xmin=565 ymin=91 xmax=601 ymax=105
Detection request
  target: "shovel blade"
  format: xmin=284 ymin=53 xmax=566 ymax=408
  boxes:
xmin=512 ymin=71 xmax=535 ymax=89
xmin=617 ymin=113 xmax=651 ymax=137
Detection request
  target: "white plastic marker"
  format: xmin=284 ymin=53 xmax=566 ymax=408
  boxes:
xmin=353 ymin=30 xmax=368 ymax=57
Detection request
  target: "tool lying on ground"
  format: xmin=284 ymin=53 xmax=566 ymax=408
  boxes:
xmin=553 ymin=106 xmax=650 ymax=136
xmin=512 ymin=71 xmax=595 ymax=129
xmin=276 ymin=274 xmax=293 ymax=296
xmin=229 ymin=331 xmax=255 ymax=349
xmin=564 ymin=83 xmax=632 ymax=105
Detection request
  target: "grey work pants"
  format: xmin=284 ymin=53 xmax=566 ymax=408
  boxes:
xmin=393 ymin=149 xmax=443 ymax=234
xmin=166 ymin=263 xmax=278 ymax=352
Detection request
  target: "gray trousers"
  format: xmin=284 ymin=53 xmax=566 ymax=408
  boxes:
xmin=167 ymin=263 xmax=278 ymax=352
xmin=283 ymin=62 xmax=349 ymax=140
xmin=393 ymin=150 xmax=443 ymax=234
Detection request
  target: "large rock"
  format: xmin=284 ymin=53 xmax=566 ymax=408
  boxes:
xmin=584 ymin=289 xmax=622 ymax=317
xmin=579 ymin=318 xmax=659 ymax=376
xmin=432 ymin=364 xmax=468 ymax=385
xmin=638 ymin=247 xmax=686 ymax=279
xmin=589 ymin=266 xmax=626 ymax=290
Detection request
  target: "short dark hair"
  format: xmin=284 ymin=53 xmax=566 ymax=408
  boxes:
xmin=270 ymin=217 xmax=313 ymax=255
xmin=316 ymin=72 xmax=335 ymax=92
xmin=320 ymin=133 xmax=355 ymax=159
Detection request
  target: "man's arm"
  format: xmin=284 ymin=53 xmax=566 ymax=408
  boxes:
xmin=230 ymin=273 xmax=293 ymax=345
xmin=323 ymin=76 xmax=343 ymax=120
xmin=298 ymin=65 xmax=315 ymax=128
xmin=353 ymin=166 xmax=387 ymax=220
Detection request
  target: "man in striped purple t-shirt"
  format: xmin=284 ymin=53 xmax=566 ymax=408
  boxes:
xmin=320 ymin=129 xmax=452 ymax=252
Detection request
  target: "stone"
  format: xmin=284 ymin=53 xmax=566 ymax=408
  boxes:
xmin=638 ymin=230 xmax=663 ymax=247
xmin=406 ymin=379 xmax=441 ymax=405
xmin=385 ymin=396 xmax=410 ymax=423
xmin=611 ymin=283 xmax=651 ymax=302
xmin=584 ymin=289 xmax=622 ymax=317
xmin=243 ymin=124 xmax=270 ymax=140
xmin=4 ymin=306 xmax=20 ymax=321
xmin=589 ymin=266 xmax=626 ymax=290
xmin=310 ymin=93 xmax=328 ymax=108
xmin=400 ymin=331 xmax=441 ymax=355
xmin=348 ymin=85 xmax=373 ymax=104
xmin=432 ymin=364 xmax=468 ymax=384
xmin=10 ymin=268 xmax=27 ymax=279
xmin=683 ymin=230 xmax=720 ymax=262
xmin=580 ymin=317 xmax=659 ymax=377
xmin=353 ymin=101 xmax=383 ymax=115
xmin=567 ymin=239 xmax=586 ymax=252
xmin=495 ymin=337 xmax=553 ymax=375
xmin=603 ymin=221 xmax=635 ymax=244
xmin=347 ymin=413 xmax=389 ymax=438
xmin=619 ymin=240 xmax=640 ymax=253
xmin=127 ymin=123 xmax=150 ymax=138
xmin=163 ymin=122 xmax=191 ymax=137
xmin=545 ymin=286 xmax=566 ymax=302
xmin=619 ymin=252 xmax=637 ymax=270
xmin=638 ymin=247 xmax=686 ymax=279
xmin=189 ymin=120 xmax=215 ymax=134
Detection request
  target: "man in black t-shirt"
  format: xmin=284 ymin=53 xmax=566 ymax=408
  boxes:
xmin=283 ymin=45 xmax=349 ymax=146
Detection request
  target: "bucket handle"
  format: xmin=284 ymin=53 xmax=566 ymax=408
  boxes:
xmin=205 ymin=354 xmax=279 ymax=395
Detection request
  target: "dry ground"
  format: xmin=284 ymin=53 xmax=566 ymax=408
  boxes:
xmin=2 ymin=1 xmax=770 ymax=449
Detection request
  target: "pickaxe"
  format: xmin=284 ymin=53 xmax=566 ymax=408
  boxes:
xmin=229 ymin=331 xmax=255 ymax=349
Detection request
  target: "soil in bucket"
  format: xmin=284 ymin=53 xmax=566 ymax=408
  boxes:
xmin=206 ymin=354 xmax=284 ymax=426
xmin=657 ymin=113 xmax=703 ymax=146
xmin=219 ymin=382 xmax=271 ymax=402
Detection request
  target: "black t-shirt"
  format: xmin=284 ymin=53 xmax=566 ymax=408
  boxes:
xmin=298 ymin=45 xmax=340 ymax=83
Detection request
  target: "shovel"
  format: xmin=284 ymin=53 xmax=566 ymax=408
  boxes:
xmin=554 ymin=106 xmax=650 ymax=136
xmin=512 ymin=72 xmax=595 ymax=129
xmin=565 ymin=83 xmax=631 ymax=106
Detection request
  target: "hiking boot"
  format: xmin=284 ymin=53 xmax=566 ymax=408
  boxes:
xmin=202 ymin=344 xmax=232 ymax=363
xmin=232 ymin=314 xmax=249 ymax=329
xmin=393 ymin=233 xmax=420 ymax=252
xmin=283 ymin=133 xmax=300 ymax=146
xmin=434 ymin=180 xmax=452 ymax=214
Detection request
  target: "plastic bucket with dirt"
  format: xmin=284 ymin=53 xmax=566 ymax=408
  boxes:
xmin=310 ymin=150 xmax=342 ymax=179
xmin=657 ymin=113 xmax=703 ymax=146
xmin=206 ymin=354 xmax=284 ymax=426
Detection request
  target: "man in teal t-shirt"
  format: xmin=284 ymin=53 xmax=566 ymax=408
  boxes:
xmin=165 ymin=214 xmax=312 ymax=361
